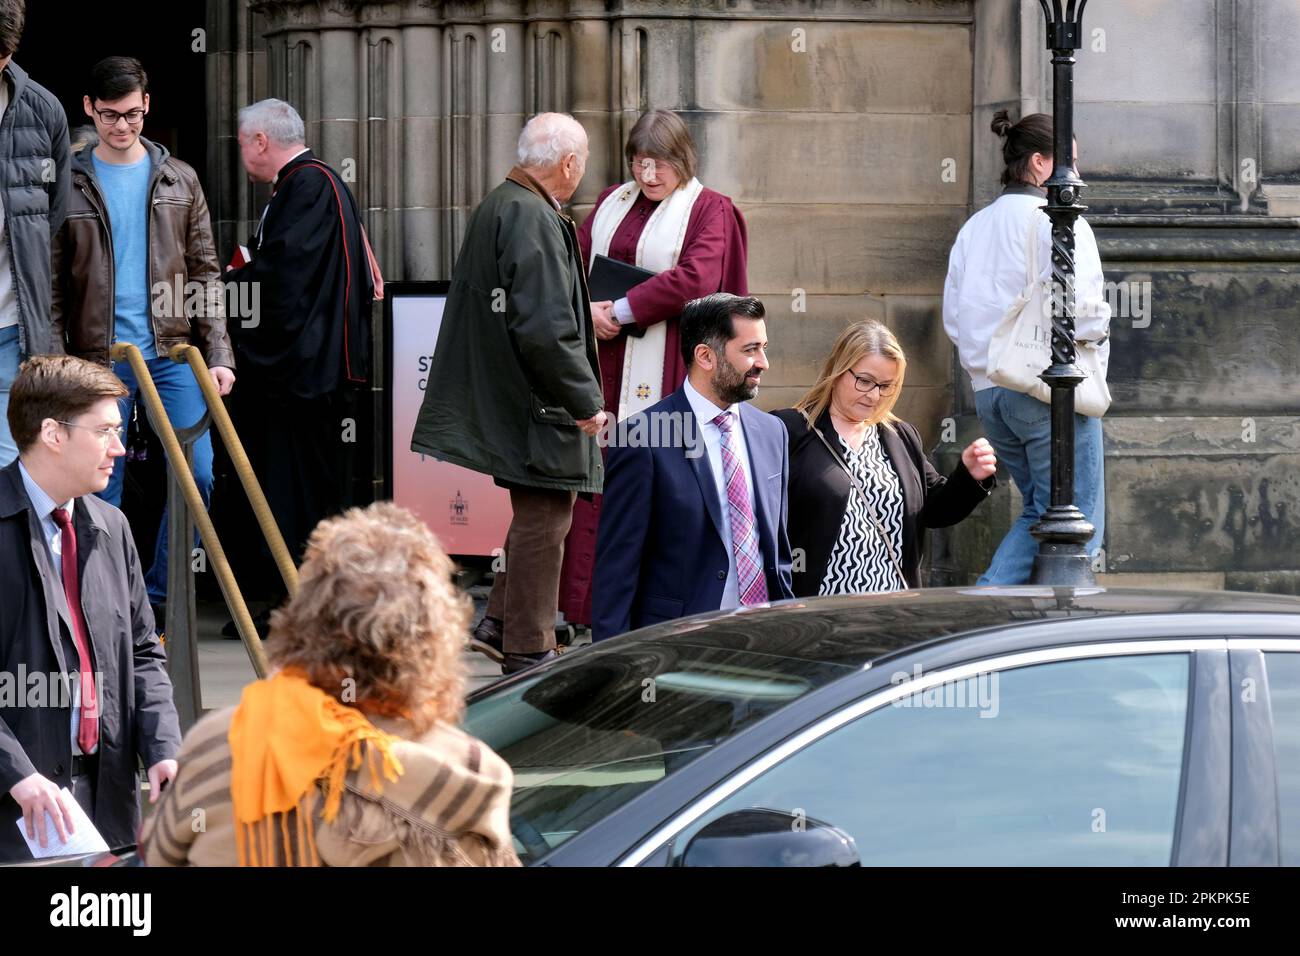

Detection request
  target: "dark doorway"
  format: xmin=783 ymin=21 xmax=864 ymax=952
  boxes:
xmin=17 ymin=1 xmax=208 ymax=182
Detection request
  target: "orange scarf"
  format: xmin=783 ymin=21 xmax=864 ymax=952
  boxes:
xmin=228 ymin=667 xmax=404 ymax=866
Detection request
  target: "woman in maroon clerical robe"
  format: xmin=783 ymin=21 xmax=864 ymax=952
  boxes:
xmin=558 ymin=109 xmax=750 ymax=629
xmin=559 ymin=110 xmax=754 ymax=629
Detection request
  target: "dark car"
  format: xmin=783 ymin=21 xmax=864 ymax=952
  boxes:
xmin=462 ymin=587 xmax=1300 ymax=866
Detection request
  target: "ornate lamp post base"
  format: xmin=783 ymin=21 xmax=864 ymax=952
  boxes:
xmin=1030 ymin=505 xmax=1096 ymax=585
xmin=1029 ymin=353 xmax=1095 ymax=585
xmin=1028 ymin=0 xmax=1098 ymax=587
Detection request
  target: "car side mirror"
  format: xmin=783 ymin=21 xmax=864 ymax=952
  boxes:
xmin=679 ymin=808 xmax=860 ymax=867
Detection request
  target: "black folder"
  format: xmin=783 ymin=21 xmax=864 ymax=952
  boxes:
xmin=588 ymin=254 xmax=656 ymax=303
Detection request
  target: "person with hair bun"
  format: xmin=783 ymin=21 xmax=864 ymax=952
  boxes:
xmin=942 ymin=110 xmax=1112 ymax=585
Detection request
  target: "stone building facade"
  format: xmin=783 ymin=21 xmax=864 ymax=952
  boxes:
xmin=205 ymin=0 xmax=1300 ymax=592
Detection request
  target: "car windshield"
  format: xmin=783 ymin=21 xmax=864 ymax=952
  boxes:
xmin=462 ymin=633 xmax=854 ymax=862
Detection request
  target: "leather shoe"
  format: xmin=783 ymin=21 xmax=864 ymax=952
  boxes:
xmin=468 ymin=616 xmax=505 ymax=664
xmin=502 ymin=649 xmax=558 ymax=675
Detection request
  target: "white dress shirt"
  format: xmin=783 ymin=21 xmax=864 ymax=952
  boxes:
xmin=682 ymin=377 xmax=757 ymax=611
xmin=18 ymin=462 xmax=94 ymax=755
xmin=19 ymin=461 xmax=71 ymax=580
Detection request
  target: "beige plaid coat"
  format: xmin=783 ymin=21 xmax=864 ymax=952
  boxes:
xmin=139 ymin=707 xmax=520 ymax=867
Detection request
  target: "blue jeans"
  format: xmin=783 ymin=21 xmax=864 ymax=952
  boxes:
xmin=0 ymin=326 xmax=19 ymax=467
xmin=974 ymin=386 xmax=1105 ymax=585
xmin=98 ymin=357 xmax=213 ymax=606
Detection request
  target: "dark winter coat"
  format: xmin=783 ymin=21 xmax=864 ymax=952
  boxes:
xmin=0 ymin=61 xmax=71 ymax=358
xmin=225 ymin=150 xmax=373 ymax=399
xmin=0 ymin=461 xmax=181 ymax=861
xmin=410 ymin=167 xmax=604 ymax=493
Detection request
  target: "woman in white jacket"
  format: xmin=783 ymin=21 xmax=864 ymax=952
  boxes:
xmin=942 ymin=110 xmax=1111 ymax=584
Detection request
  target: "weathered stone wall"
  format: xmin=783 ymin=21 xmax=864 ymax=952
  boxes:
xmin=207 ymin=1 xmax=273 ymax=270
xmin=212 ymin=0 xmax=1300 ymax=592
xmin=932 ymin=0 xmax=1300 ymax=592
xmin=223 ymin=0 xmax=975 ymax=440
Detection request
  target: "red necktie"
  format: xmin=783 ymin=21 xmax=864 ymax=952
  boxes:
xmin=51 ymin=507 xmax=99 ymax=754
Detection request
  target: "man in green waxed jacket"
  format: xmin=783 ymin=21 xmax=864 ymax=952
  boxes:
xmin=411 ymin=113 xmax=606 ymax=676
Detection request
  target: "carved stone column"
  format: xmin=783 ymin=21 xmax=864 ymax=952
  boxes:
xmin=208 ymin=0 xmax=272 ymax=261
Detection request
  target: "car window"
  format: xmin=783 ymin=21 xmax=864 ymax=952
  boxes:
xmin=462 ymin=640 xmax=854 ymax=863
xmin=1265 ymin=652 xmax=1300 ymax=865
xmin=667 ymin=653 xmax=1191 ymax=866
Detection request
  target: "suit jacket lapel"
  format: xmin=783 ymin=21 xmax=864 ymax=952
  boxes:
xmin=0 ymin=463 xmax=70 ymax=669
xmin=878 ymin=423 xmax=922 ymax=567
xmin=72 ymin=499 xmax=109 ymax=662
xmin=813 ymin=411 xmax=847 ymax=467
xmin=24 ymin=503 xmax=74 ymax=672
xmin=739 ymin=404 xmax=777 ymax=559
xmin=878 ymin=423 xmax=921 ymax=509
xmin=672 ymin=389 xmax=726 ymax=545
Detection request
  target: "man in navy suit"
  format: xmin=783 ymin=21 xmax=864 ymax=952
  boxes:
xmin=592 ymin=293 xmax=794 ymax=641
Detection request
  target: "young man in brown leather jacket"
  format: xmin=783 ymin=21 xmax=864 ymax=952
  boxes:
xmin=50 ymin=56 xmax=234 ymax=618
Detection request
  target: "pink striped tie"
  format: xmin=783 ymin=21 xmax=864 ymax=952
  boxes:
xmin=712 ymin=412 xmax=768 ymax=605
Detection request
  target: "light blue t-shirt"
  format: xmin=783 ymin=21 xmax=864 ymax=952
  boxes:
xmin=92 ymin=153 xmax=156 ymax=359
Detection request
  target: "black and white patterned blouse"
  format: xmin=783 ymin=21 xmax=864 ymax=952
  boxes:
xmin=819 ymin=425 xmax=906 ymax=595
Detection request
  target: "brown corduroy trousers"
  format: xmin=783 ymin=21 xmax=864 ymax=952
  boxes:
xmin=485 ymin=485 xmax=578 ymax=654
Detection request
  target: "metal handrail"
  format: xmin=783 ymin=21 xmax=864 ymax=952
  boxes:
xmin=167 ymin=344 xmax=298 ymax=594
xmin=110 ymin=343 xmax=270 ymax=684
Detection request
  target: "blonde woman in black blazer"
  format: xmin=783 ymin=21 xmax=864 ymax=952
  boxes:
xmin=772 ymin=320 xmax=998 ymax=597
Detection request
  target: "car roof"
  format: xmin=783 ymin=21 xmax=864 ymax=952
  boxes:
xmin=597 ymin=586 xmax=1300 ymax=672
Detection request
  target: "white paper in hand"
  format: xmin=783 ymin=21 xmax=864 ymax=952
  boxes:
xmin=15 ymin=787 xmax=109 ymax=859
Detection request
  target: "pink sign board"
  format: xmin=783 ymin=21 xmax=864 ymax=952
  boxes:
xmin=389 ymin=291 xmax=513 ymax=557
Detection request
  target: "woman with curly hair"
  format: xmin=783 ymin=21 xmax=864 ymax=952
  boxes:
xmin=140 ymin=502 xmax=519 ymax=867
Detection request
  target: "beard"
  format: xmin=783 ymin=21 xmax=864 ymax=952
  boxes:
xmin=712 ymin=358 xmax=760 ymax=405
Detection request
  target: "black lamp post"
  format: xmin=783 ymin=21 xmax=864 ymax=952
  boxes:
xmin=1028 ymin=0 xmax=1097 ymax=587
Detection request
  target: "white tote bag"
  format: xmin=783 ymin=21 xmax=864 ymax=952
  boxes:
xmin=987 ymin=212 xmax=1112 ymax=418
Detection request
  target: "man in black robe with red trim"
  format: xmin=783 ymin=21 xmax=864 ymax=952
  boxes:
xmin=225 ymin=98 xmax=374 ymax=600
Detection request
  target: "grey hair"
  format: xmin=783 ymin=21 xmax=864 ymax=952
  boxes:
xmin=516 ymin=112 xmax=586 ymax=169
xmin=237 ymin=98 xmax=306 ymax=148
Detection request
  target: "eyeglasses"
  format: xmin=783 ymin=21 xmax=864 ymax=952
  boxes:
xmin=55 ymin=420 xmax=126 ymax=444
xmin=630 ymin=157 xmax=673 ymax=177
xmin=91 ymin=106 xmax=146 ymax=127
xmin=846 ymin=371 xmax=897 ymax=397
